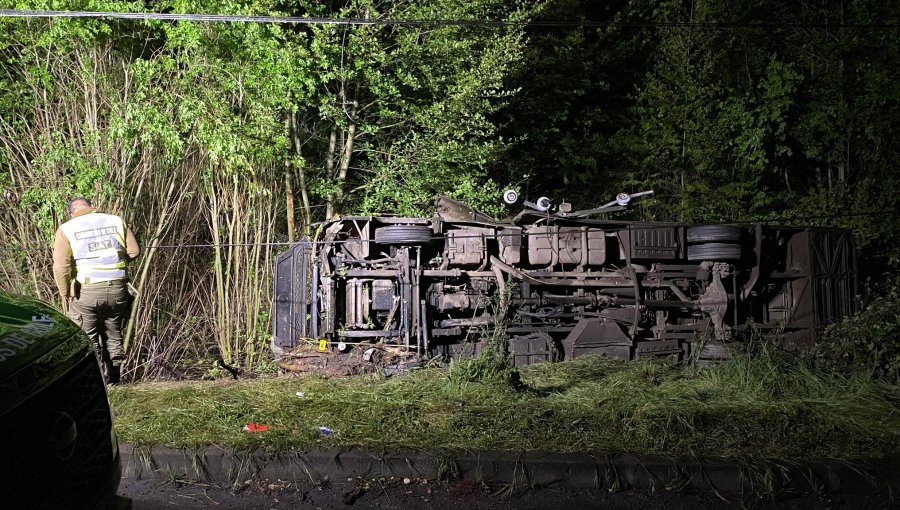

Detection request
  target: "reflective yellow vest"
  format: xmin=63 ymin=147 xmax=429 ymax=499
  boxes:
xmin=59 ymin=212 xmax=128 ymax=283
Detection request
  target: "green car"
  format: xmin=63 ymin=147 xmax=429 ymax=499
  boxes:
xmin=0 ymin=292 xmax=123 ymax=510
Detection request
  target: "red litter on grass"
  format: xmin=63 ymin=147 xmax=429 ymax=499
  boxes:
xmin=242 ymin=422 xmax=271 ymax=433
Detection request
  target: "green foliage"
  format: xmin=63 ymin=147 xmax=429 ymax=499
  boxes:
xmin=109 ymin=354 xmax=899 ymax=459
xmin=499 ymin=0 xmax=898 ymax=268
xmin=613 ymin=9 xmax=806 ymax=222
xmin=0 ymin=0 xmax=532 ymax=369
xmin=448 ymin=296 xmax=522 ymax=390
xmin=2 ymin=0 xmax=898 ymax=373
xmin=447 ymin=353 xmax=518 ymax=389
xmin=815 ymin=279 xmax=900 ymax=384
xmin=303 ymin=0 xmax=529 ymax=216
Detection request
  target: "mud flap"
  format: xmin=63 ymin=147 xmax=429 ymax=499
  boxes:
xmin=563 ymin=318 xmax=633 ymax=360
xmin=510 ymin=332 xmax=556 ymax=366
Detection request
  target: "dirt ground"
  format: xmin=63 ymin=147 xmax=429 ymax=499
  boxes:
xmin=120 ymin=476 xmax=896 ymax=510
xmin=275 ymin=342 xmax=420 ymax=378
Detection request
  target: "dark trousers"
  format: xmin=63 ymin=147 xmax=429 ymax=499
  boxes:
xmin=67 ymin=282 xmax=130 ymax=371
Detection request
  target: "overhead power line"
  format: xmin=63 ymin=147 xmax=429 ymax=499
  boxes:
xmin=0 ymin=9 xmax=897 ymax=29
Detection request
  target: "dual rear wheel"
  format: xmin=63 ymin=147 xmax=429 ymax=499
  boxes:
xmin=685 ymin=225 xmax=744 ymax=261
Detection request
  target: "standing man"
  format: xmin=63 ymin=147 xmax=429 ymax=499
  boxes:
xmin=53 ymin=197 xmax=140 ymax=384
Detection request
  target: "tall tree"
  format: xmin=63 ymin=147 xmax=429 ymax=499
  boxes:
xmin=304 ymin=0 xmax=529 ymax=218
xmin=0 ymin=0 xmax=535 ymax=373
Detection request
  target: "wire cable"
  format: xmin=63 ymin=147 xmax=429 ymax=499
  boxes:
xmin=0 ymin=10 xmax=897 ymax=29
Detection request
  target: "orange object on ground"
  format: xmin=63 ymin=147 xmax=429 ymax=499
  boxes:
xmin=242 ymin=422 xmax=271 ymax=433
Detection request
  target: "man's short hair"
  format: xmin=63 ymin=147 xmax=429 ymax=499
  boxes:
xmin=66 ymin=197 xmax=92 ymax=216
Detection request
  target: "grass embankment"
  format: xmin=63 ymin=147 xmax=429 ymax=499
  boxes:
xmin=109 ymin=352 xmax=899 ymax=460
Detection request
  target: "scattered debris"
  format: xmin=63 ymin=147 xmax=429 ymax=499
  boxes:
xmin=295 ymin=391 xmax=305 ymax=398
xmin=242 ymin=422 xmax=271 ymax=433
xmin=318 ymin=426 xmax=334 ymax=435
xmin=218 ymin=358 xmax=242 ymax=379
xmin=276 ymin=342 xmax=419 ymax=377
xmin=382 ymin=361 xmax=420 ymax=378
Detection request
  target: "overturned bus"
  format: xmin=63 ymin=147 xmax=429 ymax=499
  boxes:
xmin=272 ymin=192 xmax=856 ymax=367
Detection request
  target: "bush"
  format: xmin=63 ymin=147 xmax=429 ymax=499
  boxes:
xmin=815 ymin=277 xmax=900 ymax=383
xmin=447 ymin=297 xmax=523 ymax=390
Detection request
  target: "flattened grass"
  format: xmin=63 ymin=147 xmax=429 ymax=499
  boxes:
xmin=108 ymin=354 xmax=899 ymax=459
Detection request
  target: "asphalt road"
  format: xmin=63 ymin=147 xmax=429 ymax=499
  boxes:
xmin=119 ymin=477 xmax=895 ymax=509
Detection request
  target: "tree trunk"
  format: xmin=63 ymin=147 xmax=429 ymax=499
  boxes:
xmin=325 ymin=127 xmax=338 ymax=219
xmin=331 ymin=101 xmax=358 ymax=219
xmin=284 ymin=118 xmax=296 ymax=243
xmin=289 ymin=112 xmax=312 ymax=233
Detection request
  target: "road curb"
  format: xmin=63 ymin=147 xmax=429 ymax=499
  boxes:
xmin=120 ymin=444 xmax=897 ymax=496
